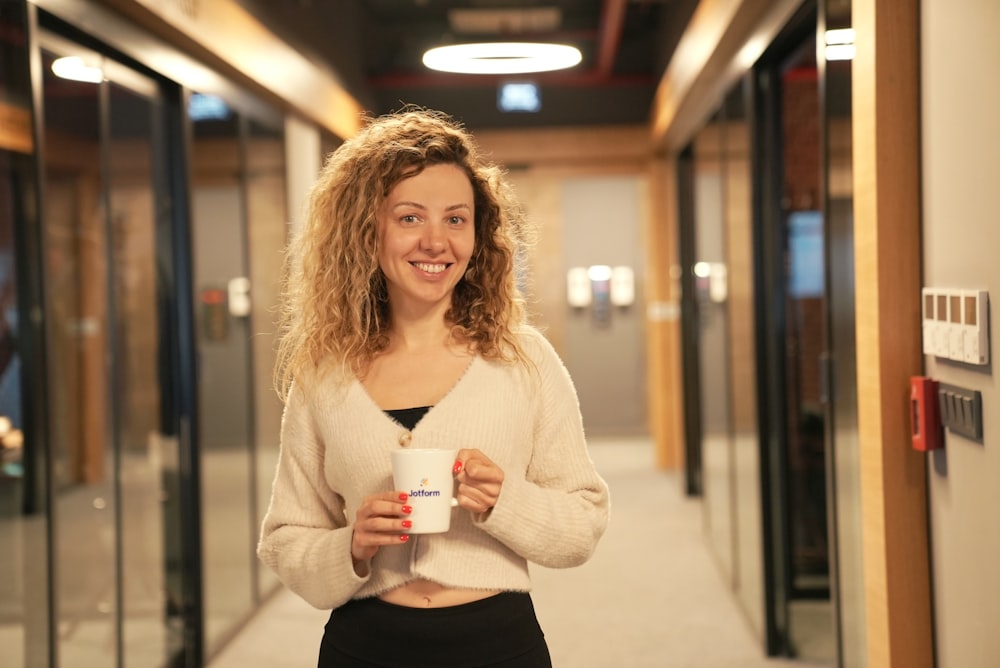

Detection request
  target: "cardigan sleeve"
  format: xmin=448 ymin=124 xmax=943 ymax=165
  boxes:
xmin=256 ymin=381 xmax=369 ymax=609
xmin=476 ymin=329 xmax=610 ymax=568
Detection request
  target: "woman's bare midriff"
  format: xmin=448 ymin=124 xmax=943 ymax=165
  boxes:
xmin=379 ymin=580 xmax=501 ymax=608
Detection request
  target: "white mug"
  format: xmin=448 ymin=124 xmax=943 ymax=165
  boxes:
xmin=391 ymin=448 xmax=459 ymax=534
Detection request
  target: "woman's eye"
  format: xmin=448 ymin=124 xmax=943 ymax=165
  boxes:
xmin=448 ymin=216 xmax=465 ymax=225
xmin=400 ymin=214 xmax=419 ymax=224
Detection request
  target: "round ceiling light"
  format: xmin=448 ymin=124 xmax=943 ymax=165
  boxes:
xmin=422 ymin=42 xmax=582 ymax=75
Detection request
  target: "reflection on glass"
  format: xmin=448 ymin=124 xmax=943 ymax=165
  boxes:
xmin=245 ymin=118 xmax=287 ymax=597
xmin=0 ymin=159 xmax=28 ymax=666
xmin=189 ymin=90 xmax=290 ymax=657
xmin=825 ymin=1 xmax=863 ymax=663
xmin=41 ymin=46 xmax=119 ymax=666
xmin=721 ymin=79 xmax=765 ymax=639
xmin=42 ymin=41 xmax=176 ymax=666
xmin=0 ymin=3 xmax=49 ymax=665
xmin=189 ymin=98 xmax=255 ymax=653
xmin=693 ymin=110 xmax=736 ymax=583
xmin=107 ymin=79 xmax=173 ymax=666
xmin=779 ymin=29 xmax=836 ymax=663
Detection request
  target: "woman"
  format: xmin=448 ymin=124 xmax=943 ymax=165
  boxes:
xmin=258 ymin=108 xmax=610 ymax=667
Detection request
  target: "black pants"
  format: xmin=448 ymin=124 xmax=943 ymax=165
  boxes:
xmin=318 ymin=592 xmax=552 ymax=668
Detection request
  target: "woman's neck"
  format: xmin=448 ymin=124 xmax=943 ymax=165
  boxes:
xmin=386 ymin=302 xmax=457 ymax=353
xmin=388 ymin=325 xmax=453 ymax=354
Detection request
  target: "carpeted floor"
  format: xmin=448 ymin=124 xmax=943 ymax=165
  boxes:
xmin=209 ymin=438 xmax=821 ymax=667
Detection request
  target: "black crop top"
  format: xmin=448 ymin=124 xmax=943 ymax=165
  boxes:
xmin=385 ymin=406 xmax=431 ymax=431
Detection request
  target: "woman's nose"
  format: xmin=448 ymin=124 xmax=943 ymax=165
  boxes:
xmin=420 ymin=222 xmax=446 ymax=251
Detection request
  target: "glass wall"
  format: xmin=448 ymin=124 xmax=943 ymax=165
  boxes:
xmin=0 ymin=5 xmax=292 ymax=665
xmin=821 ymin=0 xmax=863 ymax=663
xmin=245 ymin=118 xmax=288 ymax=598
xmin=37 ymin=30 xmax=183 ymax=665
xmin=0 ymin=3 xmax=50 ymax=666
xmin=684 ymin=79 xmax=764 ymax=639
xmin=775 ymin=31 xmax=836 ymax=661
xmin=720 ymin=81 xmax=764 ymax=641
xmin=691 ymin=108 xmax=736 ymax=585
xmin=189 ymin=97 xmax=257 ymax=651
xmin=678 ymin=2 xmax=860 ymax=662
xmin=188 ymin=92 xmax=287 ymax=655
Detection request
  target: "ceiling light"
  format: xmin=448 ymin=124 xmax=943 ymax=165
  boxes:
xmin=824 ymin=28 xmax=856 ymax=61
xmin=422 ymin=42 xmax=582 ymax=75
xmin=825 ymin=44 xmax=856 ymax=61
xmin=51 ymin=56 xmax=104 ymax=83
xmin=825 ymin=28 xmax=856 ymax=45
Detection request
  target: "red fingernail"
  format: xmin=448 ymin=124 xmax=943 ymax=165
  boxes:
xmin=402 ymin=505 xmax=412 ymax=514
xmin=401 ymin=520 xmax=413 ymax=529
xmin=399 ymin=492 xmax=408 ymax=501
xmin=453 ymin=461 xmax=463 ymax=475
xmin=399 ymin=535 xmax=409 ymax=542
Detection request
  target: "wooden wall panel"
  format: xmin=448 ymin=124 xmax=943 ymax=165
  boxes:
xmin=852 ymin=0 xmax=933 ymax=665
xmin=645 ymin=157 xmax=684 ymax=470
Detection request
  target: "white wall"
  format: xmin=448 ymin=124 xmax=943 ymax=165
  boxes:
xmin=560 ymin=176 xmax=649 ymax=437
xmin=921 ymin=1 xmax=1000 ymax=666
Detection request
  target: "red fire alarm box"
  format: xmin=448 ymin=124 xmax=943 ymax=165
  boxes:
xmin=910 ymin=376 xmax=942 ymax=451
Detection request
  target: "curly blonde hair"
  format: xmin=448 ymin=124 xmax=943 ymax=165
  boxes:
xmin=275 ymin=108 xmax=532 ymax=400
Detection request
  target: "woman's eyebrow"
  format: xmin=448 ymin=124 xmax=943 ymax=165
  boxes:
xmin=390 ymin=201 xmax=471 ymax=212
xmin=390 ymin=200 xmax=426 ymax=210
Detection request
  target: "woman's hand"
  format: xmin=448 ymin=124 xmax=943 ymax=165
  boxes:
xmin=350 ymin=491 xmax=413 ymax=575
xmin=454 ymin=449 xmax=505 ymax=514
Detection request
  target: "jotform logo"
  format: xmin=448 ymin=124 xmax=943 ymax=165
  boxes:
xmin=410 ymin=477 xmax=442 ymax=497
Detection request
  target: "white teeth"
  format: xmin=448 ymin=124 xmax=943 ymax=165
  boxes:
xmin=414 ymin=262 xmax=447 ymax=274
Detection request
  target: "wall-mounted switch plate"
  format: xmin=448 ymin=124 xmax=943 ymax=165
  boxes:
xmin=961 ymin=290 xmax=989 ymax=365
xmin=921 ymin=288 xmax=989 ymax=365
xmin=937 ymin=383 xmax=983 ymax=442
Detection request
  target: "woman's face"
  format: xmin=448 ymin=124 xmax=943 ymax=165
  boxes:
xmin=377 ymin=163 xmax=476 ymax=315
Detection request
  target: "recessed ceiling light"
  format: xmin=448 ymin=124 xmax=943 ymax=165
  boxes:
xmin=422 ymin=42 xmax=582 ymax=75
xmin=51 ymin=56 xmax=103 ymax=83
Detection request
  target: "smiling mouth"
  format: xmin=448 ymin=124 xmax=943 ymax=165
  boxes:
xmin=412 ymin=262 xmax=450 ymax=274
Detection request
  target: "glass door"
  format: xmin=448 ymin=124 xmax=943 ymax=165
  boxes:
xmin=680 ymin=81 xmax=767 ymax=646
xmin=187 ymin=94 xmax=288 ymax=655
xmin=188 ymin=97 xmax=256 ymax=652
xmin=753 ymin=2 xmax=839 ymax=660
xmin=245 ymin=117 xmax=287 ymax=598
xmin=38 ymin=29 xmax=184 ymax=666
xmin=773 ymin=31 xmax=836 ymax=663
xmin=821 ymin=0 xmax=862 ymax=664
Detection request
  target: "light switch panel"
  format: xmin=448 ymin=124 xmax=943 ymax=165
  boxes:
xmin=938 ymin=383 xmax=983 ymax=441
xmin=961 ymin=290 xmax=989 ymax=365
xmin=921 ymin=288 xmax=989 ymax=365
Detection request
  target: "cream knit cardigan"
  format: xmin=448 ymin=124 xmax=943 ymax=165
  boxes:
xmin=257 ymin=326 xmax=610 ymax=610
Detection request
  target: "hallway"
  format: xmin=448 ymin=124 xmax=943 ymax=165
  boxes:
xmin=210 ymin=438 xmax=818 ymax=668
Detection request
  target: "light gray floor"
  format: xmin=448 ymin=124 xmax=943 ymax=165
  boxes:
xmin=209 ymin=438 xmax=823 ymax=667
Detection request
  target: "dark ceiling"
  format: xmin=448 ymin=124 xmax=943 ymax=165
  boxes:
xmin=235 ymin=0 xmax=699 ymax=131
